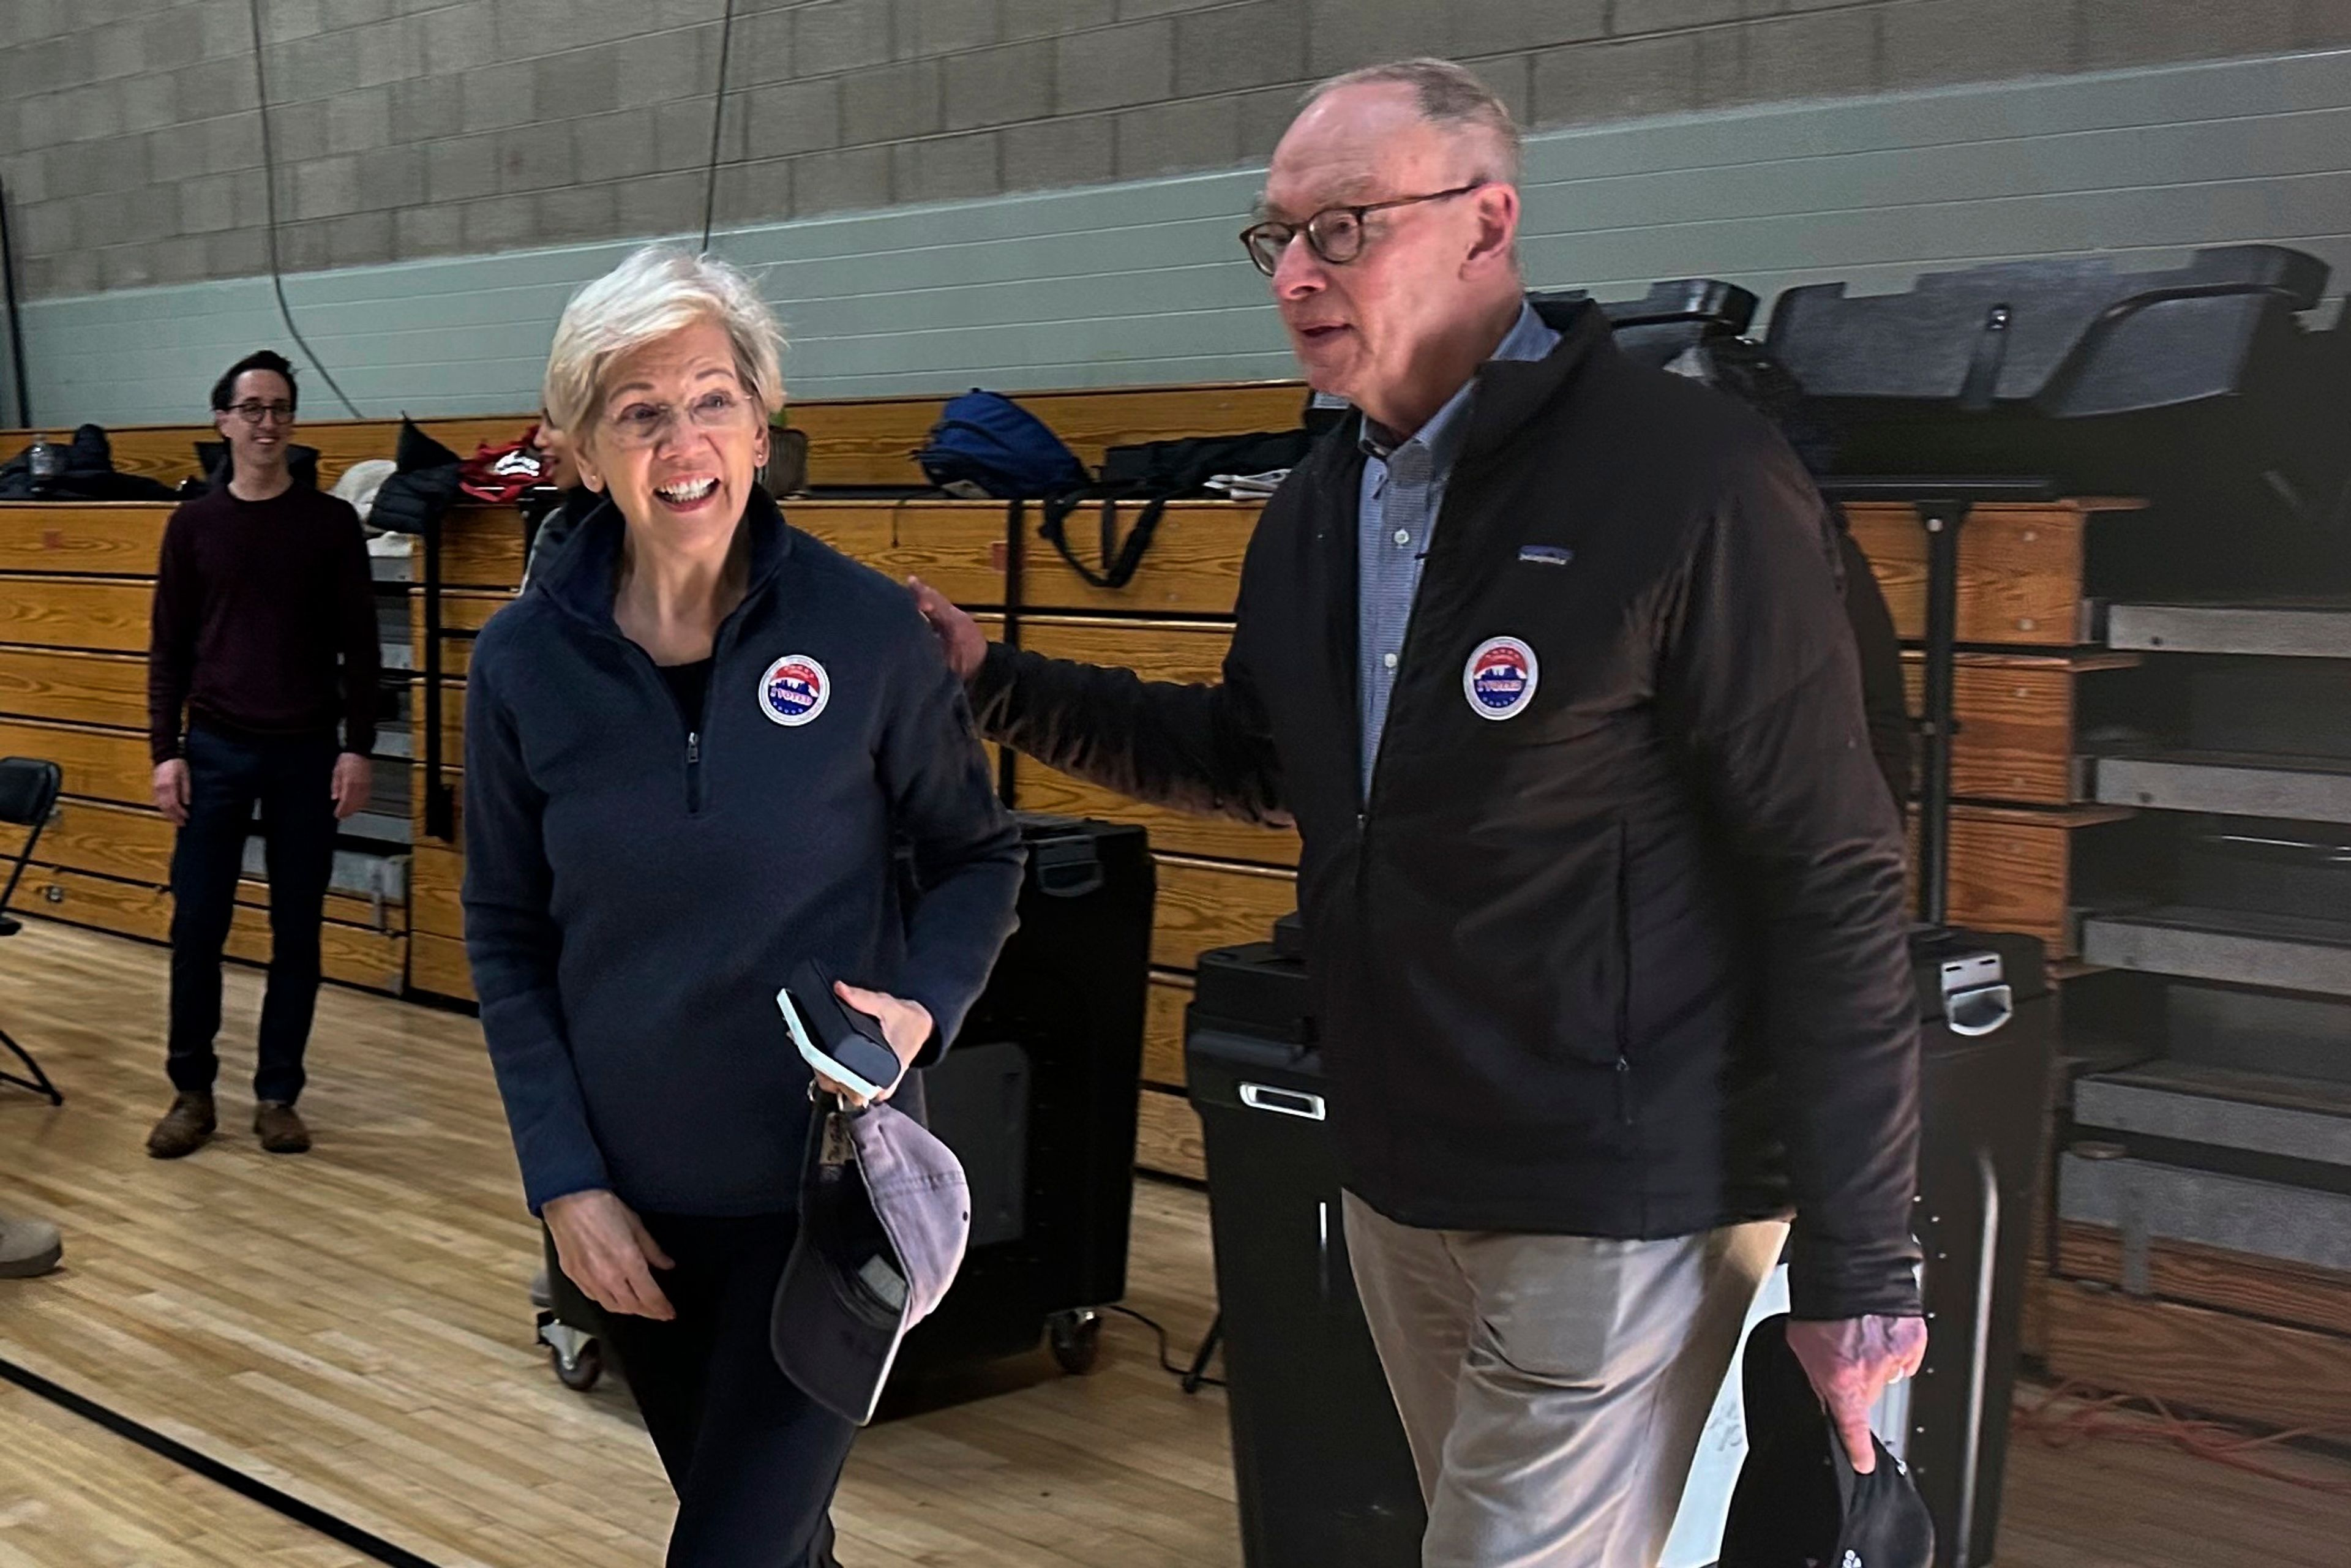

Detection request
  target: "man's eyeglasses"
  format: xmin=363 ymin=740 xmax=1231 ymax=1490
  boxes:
xmin=227 ymin=400 xmax=295 ymax=425
xmin=1239 ymin=182 xmax=1488 ymax=277
xmin=604 ymin=386 xmax=754 ymax=449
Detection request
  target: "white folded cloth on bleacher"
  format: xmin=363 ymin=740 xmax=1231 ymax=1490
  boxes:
xmin=1203 ymin=469 xmax=1291 ymax=498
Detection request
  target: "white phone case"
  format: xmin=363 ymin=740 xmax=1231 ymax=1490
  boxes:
xmin=775 ymin=984 xmax=891 ymax=1101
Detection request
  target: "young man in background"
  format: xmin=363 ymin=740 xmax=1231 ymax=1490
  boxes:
xmin=145 ymin=351 xmax=380 ymax=1160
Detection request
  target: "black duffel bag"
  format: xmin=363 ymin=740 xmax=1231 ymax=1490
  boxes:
xmin=1040 ymin=427 xmax=1312 ymax=590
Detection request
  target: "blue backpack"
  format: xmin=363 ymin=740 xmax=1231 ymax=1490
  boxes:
xmin=915 ymin=390 xmax=1089 ymax=498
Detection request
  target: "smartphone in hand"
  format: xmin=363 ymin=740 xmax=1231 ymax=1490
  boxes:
xmin=776 ymin=957 xmax=902 ymax=1101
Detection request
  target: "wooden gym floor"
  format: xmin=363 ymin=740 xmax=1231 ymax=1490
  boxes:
xmin=0 ymin=920 xmax=2343 ymax=1566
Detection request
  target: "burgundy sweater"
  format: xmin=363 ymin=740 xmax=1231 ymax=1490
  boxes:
xmin=147 ymin=482 xmax=381 ymax=763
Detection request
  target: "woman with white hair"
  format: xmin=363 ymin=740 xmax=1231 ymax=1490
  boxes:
xmin=462 ymin=246 xmax=1024 ymax=1563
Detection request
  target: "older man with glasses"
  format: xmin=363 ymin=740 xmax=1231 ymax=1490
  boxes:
xmin=144 ymin=349 xmax=379 ymax=1161
xmin=915 ymin=58 xmax=1925 ymax=1567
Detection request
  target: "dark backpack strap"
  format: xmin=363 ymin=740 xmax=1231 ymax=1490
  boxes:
xmin=1036 ymin=487 xmax=1112 ymax=588
xmin=1098 ymin=493 xmax=1171 ymax=590
xmin=1035 ymin=486 xmax=1168 ymax=590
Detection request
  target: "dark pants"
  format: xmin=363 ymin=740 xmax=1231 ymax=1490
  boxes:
xmin=166 ymin=724 xmax=339 ymax=1105
xmin=580 ymin=1212 xmax=857 ymax=1567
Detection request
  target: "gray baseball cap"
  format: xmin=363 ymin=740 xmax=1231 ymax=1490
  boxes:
xmin=771 ymin=1095 xmax=971 ymax=1425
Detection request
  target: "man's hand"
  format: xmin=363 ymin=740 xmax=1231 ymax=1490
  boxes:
xmin=1785 ymin=1315 xmax=1929 ymax=1474
xmin=825 ymin=981 xmax=932 ymax=1108
xmin=543 ymin=1189 xmax=677 ymax=1321
xmin=153 ymin=759 xmax=190 ymax=827
xmin=331 ymin=752 xmax=372 ymax=821
xmin=908 ymin=576 xmax=985 ymax=683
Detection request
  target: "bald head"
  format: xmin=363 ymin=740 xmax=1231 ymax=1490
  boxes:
xmin=1305 ymin=58 xmax=1523 ymax=186
xmin=1259 ymin=61 xmax=1528 ymax=436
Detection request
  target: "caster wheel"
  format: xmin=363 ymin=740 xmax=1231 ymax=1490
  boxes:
xmin=551 ymin=1337 xmax=603 ymax=1392
xmin=1048 ymin=1310 xmax=1103 ymax=1376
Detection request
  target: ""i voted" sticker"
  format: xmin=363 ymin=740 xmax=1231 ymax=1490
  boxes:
xmin=759 ymin=654 xmax=831 ymax=727
xmin=1463 ymin=636 xmax=1539 ymax=721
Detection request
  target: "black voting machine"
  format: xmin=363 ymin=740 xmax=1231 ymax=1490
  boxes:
xmin=535 ymin=814 xmax=1155 ymax=1400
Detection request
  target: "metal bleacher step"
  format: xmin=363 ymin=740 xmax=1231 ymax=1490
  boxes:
xmin=2058 ymin=1147 xmax=2351 ymax=1276
xmin=2091 ymin=749 xmax=2351 ymax=823
xmin=2104 ymin=597 xmax=2351 ymax=658
xmin=2073 ymin=1060 xmax=2351 ymax=1167
xmin=2079 ymin=906 xmax=2351 ymax=997
xmin=342 ymin=811 xmax=413 ymax=849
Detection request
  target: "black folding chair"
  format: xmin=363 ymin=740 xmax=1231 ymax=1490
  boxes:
xmin=0 ymin=757 xmax=64 ymax=1105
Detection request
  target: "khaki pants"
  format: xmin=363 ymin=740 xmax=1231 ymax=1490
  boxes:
xmin=1343 ymin=1192 xmax=1786 ymax=1568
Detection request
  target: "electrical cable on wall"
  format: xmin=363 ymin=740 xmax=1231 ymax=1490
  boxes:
xmin=700 ymin=0 xmax=742 ymax=254
xmin=245 ymin=0 xmax=363 ymax=418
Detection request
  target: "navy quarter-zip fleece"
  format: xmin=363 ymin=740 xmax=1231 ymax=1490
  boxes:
xmin=462 ymin=490 xmax=1025 ymax=1216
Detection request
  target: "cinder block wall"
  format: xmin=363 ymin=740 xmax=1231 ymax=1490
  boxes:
xmin=3 ymin=0 xmax=2345 ymax=299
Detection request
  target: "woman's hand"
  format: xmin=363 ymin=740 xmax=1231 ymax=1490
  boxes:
xmin=823 ymin=981 xmax=933 ymax=1108
xmin=543 ymin=1189 xmax=677 ymax=1321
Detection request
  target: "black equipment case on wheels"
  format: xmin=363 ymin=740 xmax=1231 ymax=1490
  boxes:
xmin=1901 ymin=930 xmax=2053 ymax=1568
xmin=1184 ymin=918 xmax=2055 ymax=1568
xmin=897 ymin=813 xmax=1154 ymax=1382
xmin=1186 ymin=916 xmax=1424 ymax=1568
xmin=536 ymin=813 xmax=1155 ymax=1395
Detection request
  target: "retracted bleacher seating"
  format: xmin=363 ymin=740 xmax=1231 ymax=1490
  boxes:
xmin=1767 ymin=244 xmax=2350 ymax=595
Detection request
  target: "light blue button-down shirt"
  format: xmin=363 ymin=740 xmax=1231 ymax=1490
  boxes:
xmin=1357 ymin=302 xmax=1561 ymax=791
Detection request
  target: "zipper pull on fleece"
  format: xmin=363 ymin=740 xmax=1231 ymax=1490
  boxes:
xmin=688 ymin=731 xmax=700 ymax=767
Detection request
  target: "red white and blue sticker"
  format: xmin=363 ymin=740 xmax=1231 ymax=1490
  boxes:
xmin=1463 ymin=636 xmax=1539 ymax=721
xmin=759 ymin=654 xmax=830 ymax=727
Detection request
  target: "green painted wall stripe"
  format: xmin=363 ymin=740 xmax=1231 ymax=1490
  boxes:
xmin=17 ymin=49 xmax=2350 ymax=429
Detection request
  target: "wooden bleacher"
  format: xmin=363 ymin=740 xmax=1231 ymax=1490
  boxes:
xmin=391 ymin=489 xmax=2144 ymax=1188
xmin=26 ymin=379 xmax=2351 ymax=1429
xmin=4 ymin=418 xmax=535 ymax=493
xmin=2 ymin=386 xmax=2135 ymax=1180
xmin=6 ymin=380 xmax=1313 ymax=495
xmin=0 ymin=498 xmax=407 ymax=992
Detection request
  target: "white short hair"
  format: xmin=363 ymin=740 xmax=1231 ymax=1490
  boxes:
xmin=542 ymin=246 xmax=786 ymax=435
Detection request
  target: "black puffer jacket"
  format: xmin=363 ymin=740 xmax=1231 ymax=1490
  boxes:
xmin=0 ymin=424 xmax=177 ymax=500
xmin=972 ymin=300 xmax=1921 ymax=1319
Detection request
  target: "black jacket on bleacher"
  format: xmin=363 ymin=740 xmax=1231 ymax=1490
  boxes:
xmin=969 ymin=298 xmax=1922 ymax=1321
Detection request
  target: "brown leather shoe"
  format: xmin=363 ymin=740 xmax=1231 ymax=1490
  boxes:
xmin=255 ymin=1100 xmax=311 ymax=1155
xmin=146 ymin=1091 xmax=216 ymax=1159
